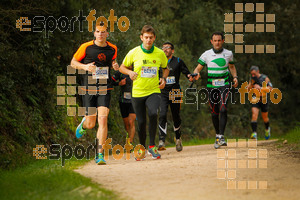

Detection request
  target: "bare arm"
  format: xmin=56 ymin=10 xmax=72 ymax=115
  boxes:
xmin=192 ymin=64 xmax=204 ymax=80
xmin=265 ymin=77 xmax=273 ymax=90
xmin=159 ymin=67 xmax=170 ymax=89
xmin=247 ymin=80 xmax=253 ymax=92
xmin=193 ymin=64 xmax=203 ymax=74
xmin=70 ymin=57 xmax=96 ymax=72
xmin=112 ymin=59 xmax=119 ymax=71
xmin=228 ymin=64 xmax=237 ymax=77
xmin=119 ymin=64 xmax=138 ymax=80
xmin=229 ymin=63 xmax=238 ymax=88
xmin=162 ymin=67 xmax=169 ymax=79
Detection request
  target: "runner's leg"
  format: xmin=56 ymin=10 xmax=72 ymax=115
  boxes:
xmin=261 ymin=103 xmax=270 ymax=129
xmin=262 ymin=109 xmax=270 ymax=139
xmin=84 ymin=115 xmax=97 ymax=129
xmin=131 ymin=97 xmax=147 ymax=148
xmin=128 ymin=113 xmax=136 ymax=143
xmin=146 ymin=93 xmax=161 ymax=146
xmin=76 ymin=94 xmax=97 ymax=139
xmin=219 ymin=87 xmax=230 ymax=135
xmin=262 ymin=112 xmax=269 ymax=128
xmin=159 ymin=93 xmax=169 ymax=142
xmin=93 ymin=92 xmax=111 ymax=165
xmin=251 ymin=107 xmax=259 ymax=132
xmin=97 ymin=106 xmax=110 ymax=154
xmin=170 ymin=96 xmax=183 ymax=151
xmin=170 ymin=98 xmax=181 ymax=139
xmin=120 ymin=102 xmax=130 ymax=133
xmin=122 ymin=117 xmax=130 ymax=133
xmin=83 ymin=94 xmax=97 ymax=129
xmin=209 ymin=88 xmax=220 ymax=135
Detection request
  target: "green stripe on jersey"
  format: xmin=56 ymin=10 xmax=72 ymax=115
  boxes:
xmin=207 ymin=66 xmax=228 ymax=71
xmin=198 ymin=59 xmax=206 ymax=66
xmin=208 ymin=71 xmax=229 ymax=77
xmin=207 ymin=77 xmax=229 ymax=82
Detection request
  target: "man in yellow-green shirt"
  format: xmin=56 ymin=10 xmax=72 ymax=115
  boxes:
xmin=120 ymin=25 xmax=169 ymax=160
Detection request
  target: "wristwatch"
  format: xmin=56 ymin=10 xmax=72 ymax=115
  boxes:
xmin=233 ymin=76 xmax=238 ymax=79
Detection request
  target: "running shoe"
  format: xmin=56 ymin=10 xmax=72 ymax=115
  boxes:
xmin=126 ymin=136 xmax=131 ymax=145
xmin=76 ymin=117 xmax=86 ymax=139
xmin=95 ymin=153 xmax=106 ymax=165
xmin=214 ymin=135 xmax=227 ymax=149
xmin=158 ymin=140 xmax=166 ymax=151
xmin=250 ymin=132 xmax=257 ymax=140
xmin=125 ymin=137 xmax=133 ymax=153
xmin=148 ymin=146 xmax=161 ymax=159
xmin=175 ymin=138 xmax=183 ymax=152
xmin=265 ymin=127 xmax=271 ymax=140
xmin=135 ymin=148 xmax=146 ymax=161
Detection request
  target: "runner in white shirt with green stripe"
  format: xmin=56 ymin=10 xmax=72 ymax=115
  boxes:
xmin=199 ymin=48 xmax=233 ymax=88
xmin=193 ymin=32 xmax=238 ymax=149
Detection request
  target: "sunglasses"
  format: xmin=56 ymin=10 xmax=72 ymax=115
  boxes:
xmin=162 ymin=46 xmax=171 ymax=50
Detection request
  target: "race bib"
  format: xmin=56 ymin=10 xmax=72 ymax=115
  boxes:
xmin=141 ymin=66 xmax=157 ymax=78
xmin=124 ymin=92 xmax=131 ymax=100
xmin=93 ymin=67 xmax=109 ymax=79
xmin=166 ymin=76 xmax=176 ymax=84
xmin=212 ymin=79 xmax=225 ymax=86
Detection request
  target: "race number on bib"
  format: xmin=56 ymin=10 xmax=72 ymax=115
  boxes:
xmin=141 ymin=66 xmax=157 ymax=78
xmin=93 ymin=67 xmax=109 ymax=79
xmin=124 ymin=92 xmax=131 ymax=100
xmin=166 ymin=76 xmax=175 ymax=84
xmin=212 ymin=79 xmax=225 ymax=86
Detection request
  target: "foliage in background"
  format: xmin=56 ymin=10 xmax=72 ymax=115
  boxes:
xmin=0 ymin=0 xmax=299 ymax=169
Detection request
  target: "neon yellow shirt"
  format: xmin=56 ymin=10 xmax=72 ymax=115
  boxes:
xmin=122 ymin=46 xmax=168 ymax=97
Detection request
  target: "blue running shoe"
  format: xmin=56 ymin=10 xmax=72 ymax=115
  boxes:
xmin=265 ymin=127 xmax=271 ymax=140
xmin=95 ymin=153 xmax=106 ymax=165
xmin=147 ymin=146 xmax=161 ymax=159
xmin=76 ymin=117 xmax=86 ymax=139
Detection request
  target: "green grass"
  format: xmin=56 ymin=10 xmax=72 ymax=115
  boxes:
xmin=278 ymin=126 xmax=300 ymax=150
xmin=0 ymin=158 xmax=120 ymax=200
xmin=182 ymin=138 xmax=215 ymax=146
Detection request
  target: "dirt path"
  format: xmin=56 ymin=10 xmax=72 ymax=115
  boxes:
xmin=75 ymin=140 xmax=300 ymax=200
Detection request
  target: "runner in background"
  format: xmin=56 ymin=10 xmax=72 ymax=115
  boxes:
xmin=192 ymin=32 xmax=238 ymax=149
xmin=111 ymin=70 xmax=136 ymax=145
xmin=119 ymin=25 xmax=169 ymax=160
xmin=158 ymin=42 xmax=193 ymax=152
xmin=71 ymin=24 xmax=119 ymax=165
xmin=247 ymin=65 xmax=272 ymax=140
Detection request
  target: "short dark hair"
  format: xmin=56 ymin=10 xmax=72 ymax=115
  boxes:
xmin=211 ymin=32 xmax=224 ymax=40
xmin=250 ymin=65 xmax=259 ymax=72
xmin=141 ymin=25 xmax=156 ymax=36
xmin=162 ymin=42 xmax=174 ymax=50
